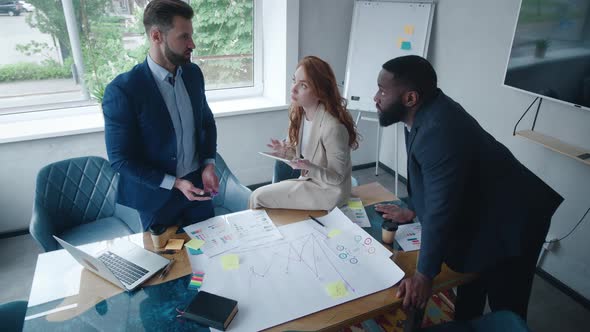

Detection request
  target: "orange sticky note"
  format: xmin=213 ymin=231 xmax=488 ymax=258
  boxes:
xmin=404 ymin=24 xmax=414 ymax=35
xmin=165 ymin=238 xmax=184 ymax=250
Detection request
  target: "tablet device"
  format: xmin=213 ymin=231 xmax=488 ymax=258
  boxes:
xmin=258 ymin=151 xmax=294 ymax=163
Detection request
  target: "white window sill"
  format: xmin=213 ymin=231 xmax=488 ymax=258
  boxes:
xmin=0 ymin=96 xmax=288 ymax=144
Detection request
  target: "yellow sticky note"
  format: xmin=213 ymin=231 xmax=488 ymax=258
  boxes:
xmin=404 ymin=24 xmax=414 ymax=35
xmin=221 ymin=254 xmax=240 ymax=270
xmin=165 ymin=238 xmax=184 ymax=250
xmin=185 ymin=239 xmax=205 ymax=250
xmin=397 ymin=37 xmax=406 ymax=48
xmin=328 ymin=229 xmax=342 ymax=238
xmin=326 ymin=281 xmax=349 ymax=299
xmin=348 ymin=200 xmax=364 ymax=209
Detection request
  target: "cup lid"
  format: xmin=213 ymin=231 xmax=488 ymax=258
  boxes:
xmin=381 ymin=221 xmax=398 ymax=231
xmin=149 ymin=224 xmax=167 ymax=235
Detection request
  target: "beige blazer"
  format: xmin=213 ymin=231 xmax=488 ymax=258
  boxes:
xmin=250 ymin=105 xmax=352 ymax=210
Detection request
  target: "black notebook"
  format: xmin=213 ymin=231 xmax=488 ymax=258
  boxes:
xmin=183 ymin=291 xmax=238 ymax=331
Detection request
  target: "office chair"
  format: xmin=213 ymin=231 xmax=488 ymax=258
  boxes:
xmin=29 ymin=156 xmax=142 ymax=252
xmin=0 ymin=301 xmax=27 ymax=332
xmin=272 ymin=160 xmax=359 ymax=186
xmin=212 ymin=153 xmax=252 ymax=216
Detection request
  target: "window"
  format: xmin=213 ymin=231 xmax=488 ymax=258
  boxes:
xmin=0 ymin=0 xmax=260 ymax=115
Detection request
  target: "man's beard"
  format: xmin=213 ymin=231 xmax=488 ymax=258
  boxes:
xmin=378 ymin=99 xmax=409 ymax=127
xmin=164 ymin=42 xmax=191 ymax=66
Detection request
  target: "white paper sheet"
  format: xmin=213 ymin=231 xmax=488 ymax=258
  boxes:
xmin=395 ymin=222 xmax=422 ymax=251
xmin=199 ymin=208 xmax=404 ymax=332
xmin=184 ymin=210 xmax=283 ymax=257
xmin=226 ymin=209 xmax=284 ymax=247
xmin=184 ymin=216 xmax=239 ymax=257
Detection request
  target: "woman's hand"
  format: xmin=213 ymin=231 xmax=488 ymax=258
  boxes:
xmin=267 ymin=138 xmax=291 ymax=155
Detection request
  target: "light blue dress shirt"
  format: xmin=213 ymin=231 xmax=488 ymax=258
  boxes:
xmin=147 ymin=55 xmax=214 ymax=190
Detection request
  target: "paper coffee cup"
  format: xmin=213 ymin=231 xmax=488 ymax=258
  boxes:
xmin=381 ymin=221 xmax=398 ymax=245
xmin=149 ymin=224 xmax=168 ymax=249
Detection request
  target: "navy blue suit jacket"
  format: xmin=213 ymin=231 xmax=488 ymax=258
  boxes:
xmin=406 ymin=90 xmax=563 ymax=278
xmin=102 ymin=59 xmax=217 ymax=213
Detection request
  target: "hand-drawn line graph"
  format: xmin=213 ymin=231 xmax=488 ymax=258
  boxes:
xmin=234 ymin=231 xmax=357 ymax=294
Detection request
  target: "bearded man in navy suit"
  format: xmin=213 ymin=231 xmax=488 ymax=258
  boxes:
xmin=103 ymin=0 xmax=218 ymax=231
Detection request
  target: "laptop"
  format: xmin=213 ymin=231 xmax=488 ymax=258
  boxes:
xmin=54 ymin=236 xmax=170 ymax=291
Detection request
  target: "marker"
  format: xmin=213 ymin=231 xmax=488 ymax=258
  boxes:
xmin=159 ymin=258 xmax=175 ymax=279
xmin=309 ymin=215 xmax=326 ymax=228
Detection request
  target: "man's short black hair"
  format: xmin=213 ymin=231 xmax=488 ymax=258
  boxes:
xmin=382 ymin=55 xmax=438 ymax=102
xmin=143 ymin=0 xmax=194 ymax=34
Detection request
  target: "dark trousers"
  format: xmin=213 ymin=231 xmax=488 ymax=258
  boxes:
xmin=139 ymin=170 xmax=214 ymax=231
xmin=454 ymin=213 xmax=551 ymax=321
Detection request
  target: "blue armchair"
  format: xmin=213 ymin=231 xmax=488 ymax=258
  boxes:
xmin=212 ymin=153 xmax=252 ymax=216
xmin=29 ymin=156 xmax=142 ymax=252
xmin=0 ymin=301 xmax=27 ymax=332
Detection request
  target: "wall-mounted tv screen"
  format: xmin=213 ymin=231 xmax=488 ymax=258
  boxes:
xmin=504 ymin=0 xmax=590 ymax=111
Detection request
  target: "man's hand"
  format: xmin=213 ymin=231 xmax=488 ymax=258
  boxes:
xmin=174 ymin=178 xmax=211 ymax=201
xmin=396 ymin=271 xmax=433 ymax=310
xmin=201 ymin=163 xmax=219 ymax=194
xmin=375 ymin=204 xmax=415 ymax=223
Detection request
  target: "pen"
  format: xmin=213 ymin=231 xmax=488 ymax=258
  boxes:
xmin=159 ymin=258 xmax=175 ymax=279
xmin=309 ymin=215 xmax=326 ymax=228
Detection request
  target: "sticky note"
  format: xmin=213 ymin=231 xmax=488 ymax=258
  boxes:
xmin=328 ymin=229 xmax=342 ymax=238
xmin=326 ymin=281 xmax=349 ymax=298
xmin=348 ymin=200 xmax=364 ymax=209
xmin=185 ymin=239 xmax=205 ymax=250
xmin=188 ymin=271 xmax=205 ymax=290
xmin=398 ymin=37 xmax=406 ymax=48
xmin=221 ymin=254 xmax=240 ymax=270
xmin=188 ymin=247 xmax=203 ymax=255
xmin=404 ymin=24 xmax=414 ymax=35
xmin=401 ymin=41 xmax=412 ymax=50
xmin=165 ymin=238 xmax=185 ymax=250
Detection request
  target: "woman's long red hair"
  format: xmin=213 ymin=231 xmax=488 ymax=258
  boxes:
xmin=288 ymin=56 xmax=359 ymax=150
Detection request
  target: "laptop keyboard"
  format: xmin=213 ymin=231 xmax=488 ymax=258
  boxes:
xmin=98 ymin=251 xmax=149 ymax=286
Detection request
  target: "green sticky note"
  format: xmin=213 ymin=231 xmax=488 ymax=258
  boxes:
xmin=326 ymin=281 xmax=349 ymax=299
xmin=401 ymin=41 xmax=412 ymax=50
xmin=221 ymin=254 xmax=240 ymax=270
xmin=348 ymin=200 xmax=364 ymax=209
xmin=185 ymin=238 xmax=205 ymax=250
xmin=328 ymin=229 xmax=342 ymax=238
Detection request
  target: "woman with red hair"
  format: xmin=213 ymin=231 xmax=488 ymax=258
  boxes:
xmin=250 ymin=56 xmax=359 ymax=210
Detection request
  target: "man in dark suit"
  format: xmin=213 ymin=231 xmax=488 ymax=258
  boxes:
xmin=103 ymin=0 xmax=218 ymax=231
xmin=373 ymin=55 xmax=563 ymax=320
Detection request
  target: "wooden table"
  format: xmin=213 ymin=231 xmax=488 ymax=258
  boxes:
xmin=24 ymin=182 xmax=471 ymax=331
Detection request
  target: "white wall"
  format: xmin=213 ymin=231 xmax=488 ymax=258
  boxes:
xmin=299 ymin=0 xmax=379 ymax=167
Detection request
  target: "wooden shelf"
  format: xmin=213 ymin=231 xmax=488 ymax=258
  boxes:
xmin=515 ymin=130 xmax=590 ymax=167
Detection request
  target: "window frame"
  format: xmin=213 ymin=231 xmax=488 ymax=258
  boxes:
xmin=0 ymin=0 xmax=263 ymax=115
